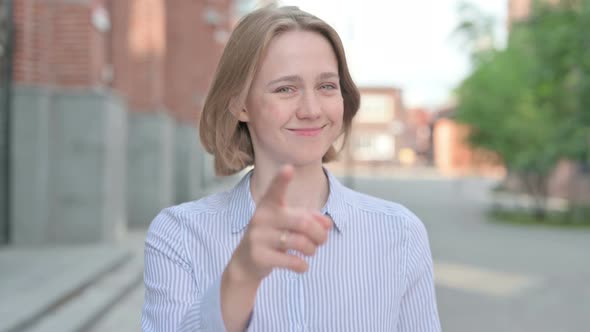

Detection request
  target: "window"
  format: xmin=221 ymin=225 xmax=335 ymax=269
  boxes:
xmin=356 ymin=94 xmax=395 ymax=123
xmin=353 ymin=134 xmax=395 ymax=161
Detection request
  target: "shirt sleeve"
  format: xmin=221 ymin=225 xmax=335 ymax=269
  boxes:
xmin=397 ymin=215 xmax=441 ymax=332
xmin=141 ymin=208 xmax=228 ymax=332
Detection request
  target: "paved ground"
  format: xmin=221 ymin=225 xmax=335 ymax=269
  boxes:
xmin=0 ymin=244 xmax=131 ymax=332
xmin=88 ymin=283 xmax=144 ymax=332
xmin=90 ymin=174 xmax=590 ymax=331
xmin=352 ymin=175 xmax=590 ymax=332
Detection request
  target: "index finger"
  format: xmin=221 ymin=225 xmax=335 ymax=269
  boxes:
xmin=261 ymin=164 xmax=294 ymax=207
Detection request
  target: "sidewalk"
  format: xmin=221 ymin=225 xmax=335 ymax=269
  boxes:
xmin=0 ymin=180 xmax=235 ymax=332
xmin=326 ymin=163 xmax=504 ymax=181
xmin=0 ymin=229 xmax=147 ymax=332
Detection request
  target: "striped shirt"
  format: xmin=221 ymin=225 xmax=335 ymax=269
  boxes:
xmin=141 ymin=168 xmax=441 ymax=331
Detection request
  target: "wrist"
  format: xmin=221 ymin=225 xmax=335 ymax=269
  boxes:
xmin=220 ymin=260 xmax=261 ymax=332
xmin=224 ymin=259 xmax=262 ymax=290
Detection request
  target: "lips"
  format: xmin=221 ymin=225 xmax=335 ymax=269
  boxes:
xmin=287 ymin=124 xmax=326 ymax=137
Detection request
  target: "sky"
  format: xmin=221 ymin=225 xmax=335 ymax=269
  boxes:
xmin=276 ymin=0 xmax=508 ymax=109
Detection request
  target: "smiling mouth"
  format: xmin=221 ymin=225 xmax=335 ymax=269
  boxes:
xmin=287 ymin=124 xmax=327 ymax=137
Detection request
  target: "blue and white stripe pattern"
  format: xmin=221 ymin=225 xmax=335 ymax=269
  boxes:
xmin=141 ymin=168 xmax=441 ymax=331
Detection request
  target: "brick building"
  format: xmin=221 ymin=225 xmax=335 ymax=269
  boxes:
xmin=508 ymin=0 xmax=560 ymax=28
xmin=432 ymin=108 xmax=504 ymax=176
xmin=404 ymin=107 xmax=434 ymax=166
xmin=0 ymin=0 xmax=235 ymax=245
xmin=345 ymin=87 xmax=407 ymax=166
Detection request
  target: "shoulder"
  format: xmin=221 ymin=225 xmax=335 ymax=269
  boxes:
xmin=171 ymin=189 xmax=233 ymax=216
xmin=145 ymin=190 xmax=233 ymax=253
xmin=149 ymin=190 xmax=231 ymax=231
xmin=144 ymin=190 xmax=234 ymax=266
xmin=341 ymin=188 xmax=429 ymax=242
xmin=325 ymin=169 xmax=424 ymax=235
xmin=345 ymin=189 xmax=422 ymax=225
xmin=344 ymin=190 xmax=432 ymax=266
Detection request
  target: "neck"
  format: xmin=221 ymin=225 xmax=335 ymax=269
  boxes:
xmin=250 ymin=162 xmax=329 ymax=211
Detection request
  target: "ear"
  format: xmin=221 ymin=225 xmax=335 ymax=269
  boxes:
xmin=229 ymin=97 xmax=250 ymax=122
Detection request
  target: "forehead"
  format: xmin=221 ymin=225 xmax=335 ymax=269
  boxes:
xmin=256 ymin=30 xmax=339 ymax=76
xmin=268 ymin=29 xmax=331 ymax=50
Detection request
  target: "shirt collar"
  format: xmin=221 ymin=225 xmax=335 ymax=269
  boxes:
xmin=229 ymin=167 xmax=350 ymax=234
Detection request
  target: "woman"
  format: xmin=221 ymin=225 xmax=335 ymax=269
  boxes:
xmin=142 ymin=5 xmax=440 ymax=332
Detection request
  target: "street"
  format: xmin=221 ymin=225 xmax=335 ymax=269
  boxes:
xmin=90 ymin=175 xmax=590 ymax=331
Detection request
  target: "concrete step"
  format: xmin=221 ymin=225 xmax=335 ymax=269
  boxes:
xmin=0 ymin=246 xmax=132 ymax=332
xmin=22 ymin=254 xmax=144 ymax=332
xmin=86 ymin=283 xmax=144 ymax=332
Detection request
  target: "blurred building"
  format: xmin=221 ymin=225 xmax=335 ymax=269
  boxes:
xmin=0 ymin=0 xmax=235 ymax=246
xmin=508 ymin=0 xmax=534 ymax=25
xmin=345 ymin=87 xmax=407 ymax=167
xmin=432 ymin=107 xmax=504 ymax=176
xmin=508 ymin=0 xmax=560 ymax=28
xmin=405 ymin=107 xmax=434 ymax=166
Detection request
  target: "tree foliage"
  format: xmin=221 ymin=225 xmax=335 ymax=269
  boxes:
xmin=454 ymin=0 xmax=590 ymax=218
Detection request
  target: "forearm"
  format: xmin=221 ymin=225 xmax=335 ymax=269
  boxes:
xmin=220 ymin=262 xmax=262 ymax=332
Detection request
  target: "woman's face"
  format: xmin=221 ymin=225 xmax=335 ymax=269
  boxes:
xmin=239 ymin=30 xmax=344 ymax=168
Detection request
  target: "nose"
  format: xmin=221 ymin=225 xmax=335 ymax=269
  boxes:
xmin=296 ymin=90 xmax=321 ymax=120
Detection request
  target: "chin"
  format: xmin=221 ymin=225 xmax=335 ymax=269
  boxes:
xmin=286 ymin=149 xmax=329 ymax=167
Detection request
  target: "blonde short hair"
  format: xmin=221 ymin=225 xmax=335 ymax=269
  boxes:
xmin=199 ymin=5 xmax=360 ymax=176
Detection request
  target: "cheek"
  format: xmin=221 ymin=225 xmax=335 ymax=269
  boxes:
xmin=250 ymin=98 xmax=288 ymax=127
xmin=326 ymin=97 xmax=344 ymax=123
xmin=264 ymin=93 xmax=300 ymax=114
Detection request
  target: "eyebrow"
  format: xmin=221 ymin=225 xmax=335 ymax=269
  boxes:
xmin=318 ymin=72 xmax=339 ymax=81
xmin=266 ymin=72 xmax=340 ymax=87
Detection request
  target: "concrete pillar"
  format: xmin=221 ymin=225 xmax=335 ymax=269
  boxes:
xmin=174 ymin=124 xmax=207 ymax=204
xmin=11 ymin=86 xmax=127 ymax=245
xmin=127 ymin=111 xmax=174 ymax=228
xmin=0 ymin=82 xmax=11 ymax=245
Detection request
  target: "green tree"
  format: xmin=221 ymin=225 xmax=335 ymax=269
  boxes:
xmin=454 ymin=0 xmax=590 ymax=220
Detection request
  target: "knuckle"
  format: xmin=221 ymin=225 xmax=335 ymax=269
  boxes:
xmin=293 ymin=235 xmax=306 ymax=249
xmin=295 ymin=217 xmax=309 ymax=232
xmin=294 ymin=235 xmax=313 ymax=255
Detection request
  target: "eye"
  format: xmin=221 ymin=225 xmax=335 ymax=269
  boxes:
xmin=319 ymin=83 xmax=338 ymax=91
xmin=274 ymin=86 xmax=295 ymax=93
